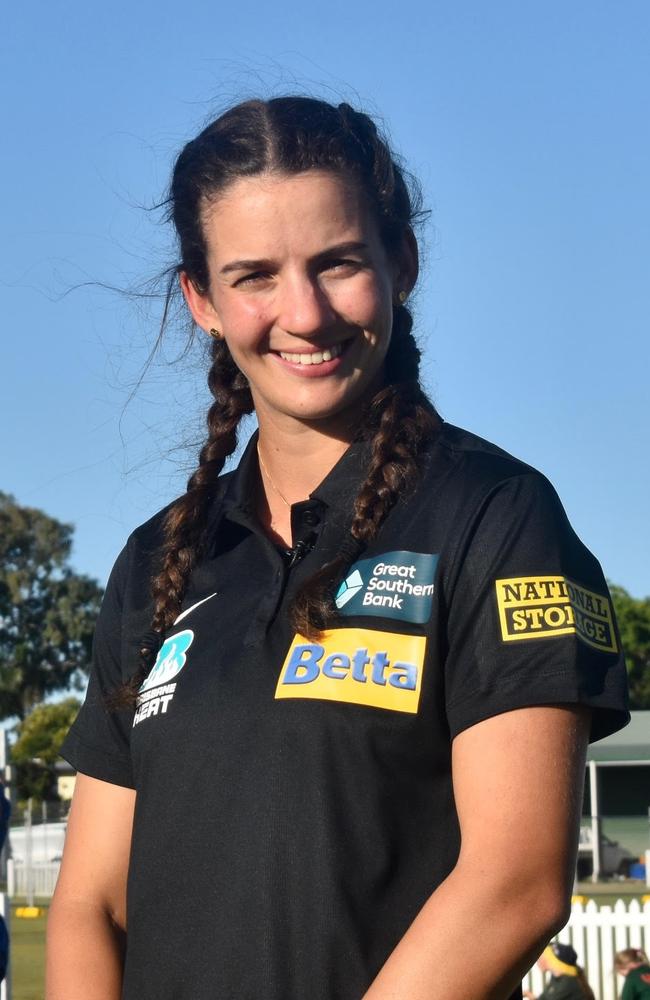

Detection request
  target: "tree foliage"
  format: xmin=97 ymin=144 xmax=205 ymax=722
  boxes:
xmin=11 ymin=697 xmax=81 ymax=801
xmin=12 ymin=698 xmax=81 ymax=766
xmin=0 ymin=492 xmax=103 ymax=720
xmin=610 ymin=584 xmax=650 ymax=709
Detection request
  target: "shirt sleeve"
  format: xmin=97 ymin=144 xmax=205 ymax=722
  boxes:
xmin=60 ymin=542 xmax=136 ymax=788
xmin=443 ymin=472 xmax=629 ymax=742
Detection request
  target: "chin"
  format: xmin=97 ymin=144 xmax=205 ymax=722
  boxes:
xmin=295 ymin=392 xmax=367 ymax=422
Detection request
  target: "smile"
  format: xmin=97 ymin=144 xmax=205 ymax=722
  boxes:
xmin=277 ymin=342 xmax=344 ymax=365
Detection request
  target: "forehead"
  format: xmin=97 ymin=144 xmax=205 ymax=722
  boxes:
xmin=201 ymin=170 xmax=379 ymax=259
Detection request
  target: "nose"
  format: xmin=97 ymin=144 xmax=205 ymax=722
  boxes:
xmin=276 ymin=274 xmax=336 ymax=338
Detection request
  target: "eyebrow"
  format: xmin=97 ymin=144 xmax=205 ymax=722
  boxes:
xmin=219 ymin=241 xmax=370 ymax=277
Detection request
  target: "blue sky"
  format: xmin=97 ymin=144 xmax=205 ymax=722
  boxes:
xmin=2 ymin=1 xmax=649 ymax=597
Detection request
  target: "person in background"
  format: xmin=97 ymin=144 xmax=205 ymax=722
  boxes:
xmin=615 ymin=948 xmax=650 ymax=999
xmin=524 ymin=944 xmax=595 ymax=1000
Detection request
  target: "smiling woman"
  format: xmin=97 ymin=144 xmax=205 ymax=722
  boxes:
xmin=47 ymin=97 xmax=629 ymax=1000
xmin=181 ymin=170 xmax=406 ymax=432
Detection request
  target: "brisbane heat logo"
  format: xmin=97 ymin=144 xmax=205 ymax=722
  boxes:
xmin=494 ymin=576 xmax=617 ymax=653
xmin=133 ymin=629 xmax=194 ymax=727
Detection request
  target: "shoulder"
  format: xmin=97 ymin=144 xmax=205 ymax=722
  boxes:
xmin=547 ymin=976 xmax=584 ymax=999
xmin=414 ymin=421 xmax=567 ymax=530
xmin=104 ymin=470 xmax=235 ymax=607
xmin=125 ymin=470 xmax=235 ymax=566
xmin=429 ymin=421 xmax=545 ymax=486
xmin=629 ymin=966 xmax=650 ymax=992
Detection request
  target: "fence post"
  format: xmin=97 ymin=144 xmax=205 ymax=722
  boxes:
xmin=589 ymin=761 xmax=601 ymax=881
xmin=0 ymin=892 xmax=11 ymax=1000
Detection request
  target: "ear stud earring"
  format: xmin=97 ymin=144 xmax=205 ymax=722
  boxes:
xmin=208 ymin=328 xmax=222 ymax=339
xmin=398 ymin=290 xmax=407 ymax=304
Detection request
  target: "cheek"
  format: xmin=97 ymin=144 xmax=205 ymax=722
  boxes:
xmin=337 ymin=279 xmax=392 ymax=327
xmin=220 ymin=299 xmax=270 ymax=345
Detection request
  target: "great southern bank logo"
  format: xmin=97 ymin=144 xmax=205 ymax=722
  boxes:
xmin=133 ymin=629 xmax=194 ymax=727
xmin=335 ymin=551 xmax=438 ymax=624
xmin=335 ymin=569 xmax=363 ymax=608
xmin=275 ymin=627 xmax=426 ymax=714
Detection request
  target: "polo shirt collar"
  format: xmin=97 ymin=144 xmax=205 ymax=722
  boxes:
xmin=222 ymin=431 xmax=260 ymax=517
xmin=220 ymin=429 xmax=372 ymax=517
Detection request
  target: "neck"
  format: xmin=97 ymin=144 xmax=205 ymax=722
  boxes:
xmin=256 ymin=417 xmax=354 ymax=504
xmin=255 ymin=418 xmax=354 ymax=549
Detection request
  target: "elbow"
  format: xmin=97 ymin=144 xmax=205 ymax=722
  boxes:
xmin=513 ymin=864 xmax=574 ymax=946
xmin=529 ymin=851 xmax=576 ymax=939
xmin=532 ymin=883 xmax=572 ymax=941
xmin=457 ymin=855 xmax=573 ymax=947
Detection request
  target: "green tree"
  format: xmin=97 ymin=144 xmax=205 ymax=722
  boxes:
xmin=11 ymin=697 xmax=81 ymax=801
xmin=610 ymin=584 xmax=650 ymax=709
xmin=0 ymin=492 xmax=103 ymax=720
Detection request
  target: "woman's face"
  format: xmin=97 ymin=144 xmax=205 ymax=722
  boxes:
xmin=182 ymin=170 xmax=414 ymax=434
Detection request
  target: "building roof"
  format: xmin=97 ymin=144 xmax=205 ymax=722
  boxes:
xmin=587 ymin=711 xmax=650 ymax=763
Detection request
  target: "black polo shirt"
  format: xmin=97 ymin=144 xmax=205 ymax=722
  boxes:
xmin=61 ymin=422 xmax=629 ymax=1000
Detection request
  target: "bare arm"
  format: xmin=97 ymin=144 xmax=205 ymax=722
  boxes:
xmin=363 ymin=704 xmax=590 ymax=1000
xmin=46 ymin=774 xmax=136 ymax=1000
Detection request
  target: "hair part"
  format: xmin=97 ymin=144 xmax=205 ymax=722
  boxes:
xmin=171 ymin=97 xmax=424 ymax=295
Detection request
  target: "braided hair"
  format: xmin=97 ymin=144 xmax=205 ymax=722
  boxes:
xmin=128 ymin=96 xmax=439 ymax=695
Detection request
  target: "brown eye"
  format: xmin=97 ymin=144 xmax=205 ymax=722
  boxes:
xmin=235 ymin=271 xmax=271 ymax=287
xmin=324 ymin=258 xmax=361 ymax=274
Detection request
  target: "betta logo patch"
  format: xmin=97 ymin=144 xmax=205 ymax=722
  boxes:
xmin=495 ymin=576 xmax=618 ymax=653
xmin=133 ymin=629 xmax=194 ymax=727
xmin=276 ymin=628 xmax=426 ymax=714
xmin=334 ymin=551 xmax=438 ymax=624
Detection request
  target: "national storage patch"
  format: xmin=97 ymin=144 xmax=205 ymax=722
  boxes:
xmin=276 ymin=628 xmax=427 ymax=714
xmin=495 ymin=575 xmax=618 ymax=652
xmin=335 ymin=551 xmax=438 ymax=624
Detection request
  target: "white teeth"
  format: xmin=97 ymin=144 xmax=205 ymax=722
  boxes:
xmin=279 ymin=343 xmax=343 ymax=364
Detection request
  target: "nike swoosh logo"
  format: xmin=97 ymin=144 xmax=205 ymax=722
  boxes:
xmin=173 ymin=592 xmax=218 ymax=625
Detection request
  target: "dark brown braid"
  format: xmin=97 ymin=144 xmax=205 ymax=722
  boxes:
xmin=290 ymin=306 xmax=439 ymax=639
xmin=150 ymin=339 xmax=253 ymax=633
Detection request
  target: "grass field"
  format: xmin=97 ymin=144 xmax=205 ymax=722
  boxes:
xmin=8 ymin=903 xmax=47 ymax=1000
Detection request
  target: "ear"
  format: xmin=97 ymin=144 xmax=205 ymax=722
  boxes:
xmin=180 ymin=272 xmax=223 ymax=334
xmin=393 ymin=227 xmax=419 ymax=303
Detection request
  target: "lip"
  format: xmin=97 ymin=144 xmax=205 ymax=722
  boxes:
xmin=269 ymin=338 xmax=353 ymax=377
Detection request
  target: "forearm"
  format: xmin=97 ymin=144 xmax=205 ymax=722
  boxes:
xmin=363 ymin=861 xmax=566 ymax=1000
xmin=46 ymin=894 xmax=125 ymax=1000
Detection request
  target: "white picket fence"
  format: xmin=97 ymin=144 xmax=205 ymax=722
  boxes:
xmin=6 ymin=858 xmax=59 ymax=898
xmin=523 ymin=899 xmax=650 ymax=1000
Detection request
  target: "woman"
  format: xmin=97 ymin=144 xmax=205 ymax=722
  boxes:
xmin=615 ymin=948 xmax=650 ymax=999
xmin=524 ymin=943 xmax=595 ymax=1000
xmin=47 ymin=97 xmax=629 ymax=1000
